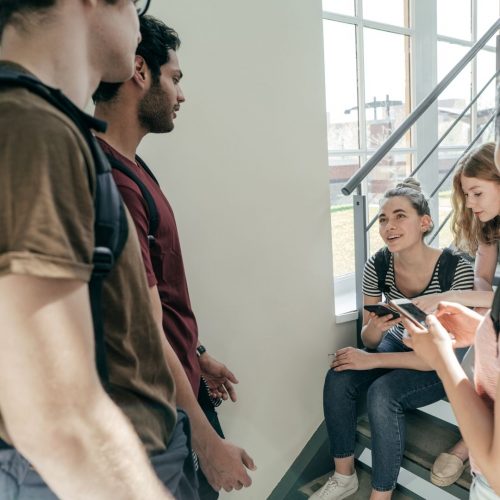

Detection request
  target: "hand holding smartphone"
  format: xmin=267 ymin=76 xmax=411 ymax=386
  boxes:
xmin=363 ymin=303 xmax=400 ymax=320
xmin=388 ymin=298 xmax=428 ymax=327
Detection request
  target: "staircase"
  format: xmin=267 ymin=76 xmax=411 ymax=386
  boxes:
xmin=269 ymin=407 xmax=470 ymax=499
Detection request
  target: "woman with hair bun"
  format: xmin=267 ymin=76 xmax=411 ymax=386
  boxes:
xmin=311 ymin=178 xmax=474 ymax=500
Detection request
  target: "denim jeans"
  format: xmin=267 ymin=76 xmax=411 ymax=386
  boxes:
xmin=0 ymin=409 xmax=198 ymax=500
xmin=470 ymin=474 xmax=500 ymax=499
xmin=323 ymin=335 xmax=452 ymax=491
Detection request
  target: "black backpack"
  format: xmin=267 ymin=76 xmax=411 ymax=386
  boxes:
xmin=0 ymin=69 xmax=128 ymax=418
xmin=373 ymin=246 xmax=460 ymax=297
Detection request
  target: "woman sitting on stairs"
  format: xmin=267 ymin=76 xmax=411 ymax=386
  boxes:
xmin=404 ymin=134 xmax=500 ymax=499
xmin=410 ymin=142 xmax=500 ymax=489
xmin=312 ymin=178 xmax=474 ymax=500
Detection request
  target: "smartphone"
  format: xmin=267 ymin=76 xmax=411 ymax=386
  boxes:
xmin=364 ymin=304 xmax=400 ymax=320
xmin=389 ymin=298 xmax=427 ymax=326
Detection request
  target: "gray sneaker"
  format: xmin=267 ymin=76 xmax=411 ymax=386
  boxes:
xmin=309 ymin=473 xmax=359 ymax=500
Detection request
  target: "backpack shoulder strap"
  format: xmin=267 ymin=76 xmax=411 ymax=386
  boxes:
xmin=0 ymin=68 xmax=128 ymax=386
xmin=437 ymin=247 xmax=460 ymax=292
xmin=373 ymin=247 xmax=391 ymax=295
xmin=107 ymin=155 xmax=160 ymax=246
xmin=136 ymin=155 xmax=160 ymax=185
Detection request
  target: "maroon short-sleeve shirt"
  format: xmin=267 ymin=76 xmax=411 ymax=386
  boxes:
xmin=99 ymin=139 xmax=201 ymax=394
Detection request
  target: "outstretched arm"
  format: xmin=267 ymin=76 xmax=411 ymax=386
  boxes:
xmin=0 ymin=275 xmax=171 ymax=500
xmin=331 ymin=347 xmax=432 ymax=371
xmin=403 ymin=314 xmax=500 ymax=494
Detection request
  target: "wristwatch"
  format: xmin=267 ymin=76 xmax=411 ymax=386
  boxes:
xmin=196 ymin=344 xmax=207 ymax=357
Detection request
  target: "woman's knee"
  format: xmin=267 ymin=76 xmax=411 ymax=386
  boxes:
xmin=367 ymin=378 xmax=401 ymax=418
xmin=324 ymin=368 xmax=357 ymax=399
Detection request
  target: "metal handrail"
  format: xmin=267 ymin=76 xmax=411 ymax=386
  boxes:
xmin=341 ymin=18 xmax=500 ymax=196
xmin=429 ymin=112 xmax=496 ymax=198
xmin=426 ymin=111 xmax=497 ymax=245
xmin=364 ymin=75 xmax=499 ymax=232
xmin=411 ymin=70 xmax=500 ymax=178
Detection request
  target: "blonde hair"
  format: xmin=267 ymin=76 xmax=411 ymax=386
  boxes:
xmin=451 ymin=142 xmax=500 ymax=255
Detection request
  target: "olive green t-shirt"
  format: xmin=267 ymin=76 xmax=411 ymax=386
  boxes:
xmin=0 ymin=64 xmax=176 ymax=454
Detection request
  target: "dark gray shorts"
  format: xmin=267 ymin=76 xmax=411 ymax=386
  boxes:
xmin=0 ymin=409 xmax=198 ymax=500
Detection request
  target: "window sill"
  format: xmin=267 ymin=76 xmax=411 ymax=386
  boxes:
xmin=334 ymin=285 xmax=358 ymax=324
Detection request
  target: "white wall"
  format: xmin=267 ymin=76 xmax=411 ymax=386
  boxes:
xmin=141 ymin=1 xmax=355 ymax=497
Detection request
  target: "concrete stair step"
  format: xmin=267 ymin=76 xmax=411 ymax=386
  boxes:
xmin=356 ymin=410 xmax=471 ymax=497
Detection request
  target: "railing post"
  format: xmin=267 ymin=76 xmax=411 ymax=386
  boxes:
xmin=353 ymin=190 xmax=368 ymax=347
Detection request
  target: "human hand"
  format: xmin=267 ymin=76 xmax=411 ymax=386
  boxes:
xmin=412 ymin=293 xmax=446 ymax=314
xmin=434 ymin=301 xmax=482 ymax=348
xmin=198 ymin=438 xmax=256 ymax=492
xmin=401 ymin=315 xmax=456 ymax=370
xmin=366 ymin=312 xmax=401 ymax=334
xmin=330 ymin=347 xmax=376 ymax=371
xmin=199 ymin=353 xmax=238 ymax=402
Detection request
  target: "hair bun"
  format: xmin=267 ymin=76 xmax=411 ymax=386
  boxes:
xmin=396 ymin=177 xmax=422 ymax=193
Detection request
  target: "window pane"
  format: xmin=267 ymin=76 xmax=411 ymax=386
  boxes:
xmin=477 ymin=0 xmax=499 ymax=47
xmin=362 ymin=0 xmax=408 ymax=27
xmin=436 ymin=149 xmax=461 ymax=248
xmin=322 ymin=0 xmax=355 ymax=16
xmin=437 ymin=0 xmax=471 ymax=40
xmin=437 ymin=42 xmax=471 ymax=147
xmin=364 ymin=28 xmax=411 ymax=149
xmin=477 ymin=50 xmax=497 ymax=137
xmin=323 ymin=20 xmax=359 ymax=151
xmin=330 ymin=155 xmax=360 ymax=277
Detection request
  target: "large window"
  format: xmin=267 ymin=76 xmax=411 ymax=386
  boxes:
xmin=323 ymin=0 xmax=413 ymax=286
xmin=323 ymin=0 xmax=499 ymax=314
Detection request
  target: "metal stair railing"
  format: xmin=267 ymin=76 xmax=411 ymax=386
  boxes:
xmin=339 ymin=19 xmax=500 ymax=336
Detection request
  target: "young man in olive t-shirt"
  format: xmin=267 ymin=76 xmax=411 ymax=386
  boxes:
xmin=0 ymin=2 xmax=196 ymax=499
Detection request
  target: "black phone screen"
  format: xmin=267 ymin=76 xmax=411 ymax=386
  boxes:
xmin=364 ymin=304 xmax=400 ymax=319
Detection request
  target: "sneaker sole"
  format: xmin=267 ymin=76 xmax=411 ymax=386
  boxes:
xmin=337 ymin=484 xmax=359 ymax=499
xmin=309 ymin=482 xmax=359 ymax=499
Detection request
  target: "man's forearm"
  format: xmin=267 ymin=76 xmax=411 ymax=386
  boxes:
xmin=161 ymin=335 xmax=219 ymax=455
xmin=148 ymin=287 xmax=219 ymax=455
xmin=12 ymin=391 xmax=172 ymax=500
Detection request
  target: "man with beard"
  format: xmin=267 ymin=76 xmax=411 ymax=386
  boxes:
xmin=93 ymin=15 xmax=256 ymax=499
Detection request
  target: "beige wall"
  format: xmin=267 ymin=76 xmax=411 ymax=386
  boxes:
xmin=141 ymin=1 xmax=356 ymax=497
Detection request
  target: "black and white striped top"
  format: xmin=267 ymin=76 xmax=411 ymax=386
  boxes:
xmin=362 ymin=250 xmax=475 ymax=346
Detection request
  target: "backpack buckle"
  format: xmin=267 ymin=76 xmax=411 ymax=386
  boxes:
xmin=92 ymin=247 xmax=114 ymax=276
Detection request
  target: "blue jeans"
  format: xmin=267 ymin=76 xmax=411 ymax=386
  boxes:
xmin=0 ymin=409 xmax=198 ymax=500
xmin=323 ymin=335 xmax=454 ymax=491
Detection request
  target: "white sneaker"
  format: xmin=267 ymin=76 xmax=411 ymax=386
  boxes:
xmin=309 ymin=472 xmax=359 ymax=500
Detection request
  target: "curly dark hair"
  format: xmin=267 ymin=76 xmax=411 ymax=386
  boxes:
xmin=92 ymin=15 xmax=181 ymax=103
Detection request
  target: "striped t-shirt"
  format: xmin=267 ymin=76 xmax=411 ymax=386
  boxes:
xmin=362 ymin=249 xmax=475 ymax=346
